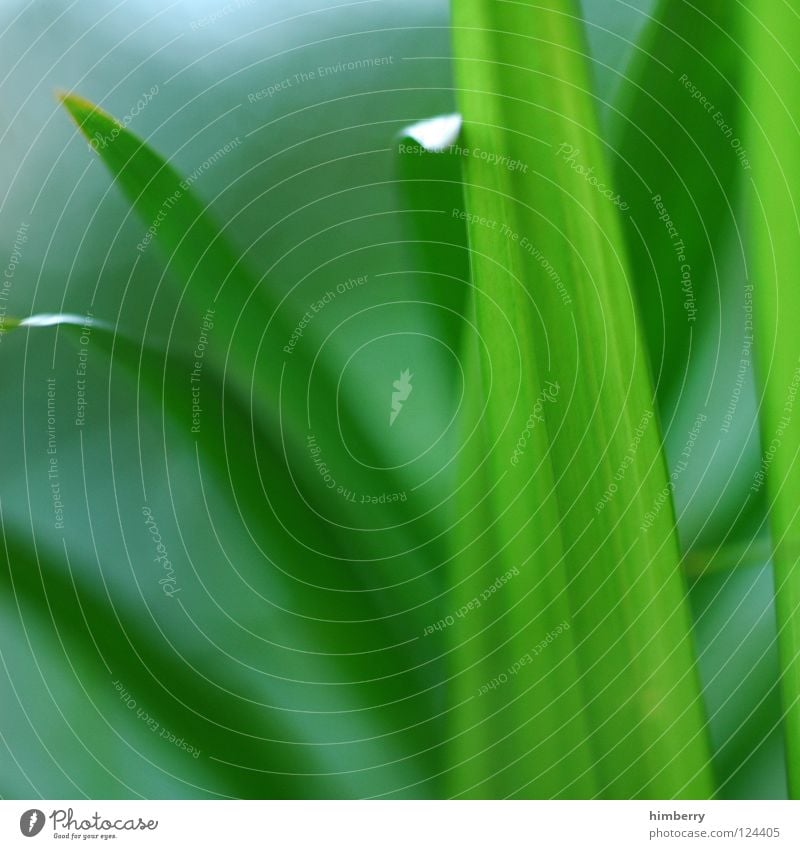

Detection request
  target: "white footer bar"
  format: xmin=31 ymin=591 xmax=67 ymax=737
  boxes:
xmin=2 ymin=800 xmax=795 ymax=848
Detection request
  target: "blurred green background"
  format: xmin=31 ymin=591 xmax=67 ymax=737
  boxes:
xmin=0 ymin=0 xmax=785 ymax=799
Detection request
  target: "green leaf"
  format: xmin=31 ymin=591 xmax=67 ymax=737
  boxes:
xmin=610 ymin=0 xmax=745 ymax=404
xmin=1 ymin=316 xmax=444 ymax=797
xmin=0 ymin=523 xmax=434 ymax=798
xmin=57 ymin=93 xmax=446 ymax=581
xmin=744 ymin=0 xmax=800 ymax=799
xmin=609 ymin=1 xmax=769 ymax=575
xmin=446 ymin=0 xmax=713 ymax=797
xmin=393 ymin=116 xmax=471 ymax=352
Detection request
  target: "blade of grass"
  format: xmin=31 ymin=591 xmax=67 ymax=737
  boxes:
xmin=610 ymin=0 xmax=772 ymax=575
xmin=447 ymin=0 xmax=713 ymax=797
xmin=3 ymin=316 xmax=440 ymax=796
xmin=57 ymin=93 xmax=445 ymax=580
xmin=611 ymin=0 xmax=745 ymax=405
xmin=393 ymin=115 xmax=470 ymax=344
xmin=0 ymin=523 xmax=434 ymax=798
xmin=610 ymin=4 xmax=784 ymax=800
xmin=744 ymin=0 xmax=800 ymax=798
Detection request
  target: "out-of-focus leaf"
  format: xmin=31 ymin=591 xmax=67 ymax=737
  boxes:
xmin=393 ymin=115 xmax=470 ymax=347
xmin=610 ymin=0 xmax=764 ymax=555
xmin=58 ymin=93 xmax=446 ymax=578
xmin=690 ymin=562 xmax=787 ymax=799
xmin=611 ymin=0 xmax=744 ymax=403
xmin=1 ymin=315 xmax=444 ymax=797
xmin=685 ymin=538 xmax=771 ymax=581
xmin=0 ymin=522 xmax=435 ymax=798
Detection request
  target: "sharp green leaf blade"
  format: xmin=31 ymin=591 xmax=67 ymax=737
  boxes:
xmin=447 ymin=0 xmax=713 ymax=797
xmin=58 ymin=93 xmax=446 ymax=587
xmin=744 ymin=0 xmax=800 ymax=799
xmin=608 ymin=1 xmax=776 ymax=789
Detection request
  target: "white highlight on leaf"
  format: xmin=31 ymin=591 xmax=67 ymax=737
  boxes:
xmin=19 ymin=313 xmax=109 ymax=331
xmin=402 ymin=113 xmax=462 ymax=152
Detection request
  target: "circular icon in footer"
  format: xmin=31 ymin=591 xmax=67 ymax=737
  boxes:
xmin=19 ymin=809 xmax=45 ymax=837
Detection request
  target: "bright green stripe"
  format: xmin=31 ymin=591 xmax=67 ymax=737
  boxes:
xmin=745 ymin=0 xmax=800 ymax=799
xmin=449 ymin=0 xmax=713 ymax=797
